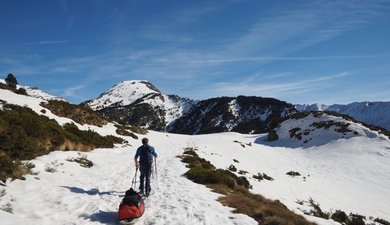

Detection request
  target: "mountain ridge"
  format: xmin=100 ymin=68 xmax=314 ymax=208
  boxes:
xmin=296 ymin=102 xmax=390 ymax=130
xmin=82 ymin=80 xmax=297 ymax=134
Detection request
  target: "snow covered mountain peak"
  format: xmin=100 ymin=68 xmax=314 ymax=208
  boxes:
xmin=85 ymin=80 xmax=162 ymax=110
xmin=83 ymin=80 xmax=195 ymax=129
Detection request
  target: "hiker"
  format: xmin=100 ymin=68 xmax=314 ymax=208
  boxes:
xmin=134 ymin=138 xmax=157 ymax=196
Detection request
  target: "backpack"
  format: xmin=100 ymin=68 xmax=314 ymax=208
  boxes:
xmin=139 ymin=145 xmax=152 ymax=165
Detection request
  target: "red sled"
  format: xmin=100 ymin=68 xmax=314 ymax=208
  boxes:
xmin=118 ymin=188 xmax=145 ymax=224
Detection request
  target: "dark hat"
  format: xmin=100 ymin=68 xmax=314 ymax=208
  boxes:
xmin=142 ymin=138 xmax=149 ymax=145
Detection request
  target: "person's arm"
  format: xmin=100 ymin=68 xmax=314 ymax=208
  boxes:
xmin=151 ymin=147 xmax=157 ymax=158
xmin=134 ymin=148 xmax=140 ymax=167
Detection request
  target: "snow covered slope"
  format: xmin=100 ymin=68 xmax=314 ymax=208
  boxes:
xmin=264 ymin=111 xmax=387 ymax=148
xmin=0 ymin=78 xmax=67 ymax=102
xmin=295 ymin=102 xmax=390 ymax=130
xmin=85 ymin=80 xmax=161 ymax=110
xmin=1 ymin=131 xmax=389 ymax=225
xmin=1 ymin=89 xmax=390 ymax=224
xmin=0 ymin=88 xmax=113 ymax=134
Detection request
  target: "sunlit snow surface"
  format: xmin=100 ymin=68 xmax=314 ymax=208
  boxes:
xmin=1 ymin=88 xmax=389 ymax=225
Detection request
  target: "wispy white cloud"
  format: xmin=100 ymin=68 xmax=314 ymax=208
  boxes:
xmin=62 ymin=85 xmax=85 ymax=97
xmin=184 ymin=72 xmax=354 ymax=100
xmin=221 ymin=0 xmax=390 ymax=58
xmin=149 ymin=54 xmax=386 ymax=66
xmin=22 ymin=40 xmax=69 ymax=46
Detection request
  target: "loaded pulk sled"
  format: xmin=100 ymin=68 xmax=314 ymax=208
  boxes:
xmin=118 ymin=168 xmax=145 ymax=224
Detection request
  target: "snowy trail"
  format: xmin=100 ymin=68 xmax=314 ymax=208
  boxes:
xmin=1 ymin=130 xmax=389 ymax=224
xmin=0 ymin=132 xmax=256 ymax=225
xmin=133 ymin=133 xmax=255 ymax=225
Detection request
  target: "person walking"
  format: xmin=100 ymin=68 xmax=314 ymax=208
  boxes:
xmin=134 ymin=138 xmax=157 ymax=196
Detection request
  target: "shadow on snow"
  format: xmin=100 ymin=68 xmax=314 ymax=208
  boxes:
xmin=61 ymin=186 xmax=124 ymax=197
xmin=82 ymin=210 xmax=118 ymax=225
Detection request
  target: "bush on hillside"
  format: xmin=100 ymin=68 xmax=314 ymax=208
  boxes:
xmin=41 ymin=100 xmax=108 ymax=126
xmin=64 ymin=122 xmax=123 ymax=148
xmin=331 ymin=210 xmax=349 ymax=224
xmin=286 ymin=171 xmax=301 ymax=177
xmin=15 ymin=88 xmax=28 ymax=96
xmin=0 ymin=104 xmax=123 ymax=181
xmin=228 ymin=164 xmax=237 ymax=172
xmin=115 ymin=124 xmax=148 ymax=135
xmin=374 ymin=218 xmax=390 ymax=225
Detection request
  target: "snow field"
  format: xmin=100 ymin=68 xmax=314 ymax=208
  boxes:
xmin=1 ymin=87 xmax=389 ymax=224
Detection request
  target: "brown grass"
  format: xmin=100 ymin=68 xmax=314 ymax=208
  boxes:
xmin=219 ymin=190 xmax=316 ymax=225
xmin=180 ymin=147 xmax=317 ymax=225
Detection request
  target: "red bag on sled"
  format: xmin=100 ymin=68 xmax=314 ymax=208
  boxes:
xmin=118 ymin=188 xmax=145 ymax=223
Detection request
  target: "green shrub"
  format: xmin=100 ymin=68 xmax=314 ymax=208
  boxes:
xmin=41 ymin=100 xmax=108 ymax=126
xmin=183 ymin=148 xmax=198 ymax=157
xmin=0 ymin=104 xmax=123 ymax=181
xmin=63 ymin=122 xmax=123 ymax=148
xmin=115 ymin=128 xmax=138 ymax=139
xmin=228 ymin=164 xmax=237 ymax=172
xmin=286 ymin=171 xmax=301 ymax=177
xmin=186 ymin=168 xmax=237 ymax=188
xmin=331 ymin=210 xmax=349 ymax=224
xmin=374 ymin=218 xmax=390 ymax=225
xmin=238 ymin=170 xmax=248 ymax=175
xmin=348 ymin=214 xmax=365 ymax=225
xmin=0 ymin=203 xmax=13 ymax=213
xmin=308 ymin=198 xmax=330 ymax=219
xmin=116 ymin=123 xmax=148 ymax=135
xmin=253 ymin=172 xmax=274 ymax=181
xmin=15 ymin=88 xmax=28 ymax=95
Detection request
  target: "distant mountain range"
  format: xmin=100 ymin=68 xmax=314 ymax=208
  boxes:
xmin=295 ymin=102 xmax=390 ymax=130
xmin=2 ymin=78 xmax=389 ymax=133
xmin=81 ymin=80 xmax=390 ymax=133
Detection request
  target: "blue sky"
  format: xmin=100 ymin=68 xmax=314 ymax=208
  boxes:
xmin=0 ymin=0 xmax=389 ymax=104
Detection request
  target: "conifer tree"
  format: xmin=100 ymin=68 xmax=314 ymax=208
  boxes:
xmin=5 ymin=73 xmax=17 ymax=89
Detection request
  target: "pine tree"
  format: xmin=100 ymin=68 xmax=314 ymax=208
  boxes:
xmin=5 ymin=73 xmax=17 ymax=89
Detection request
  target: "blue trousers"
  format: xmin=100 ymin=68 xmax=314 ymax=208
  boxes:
xmin=139 ymin=163 xmax=152 ymax=194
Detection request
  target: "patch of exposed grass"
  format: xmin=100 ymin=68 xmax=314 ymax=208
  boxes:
xmin=115 ymin=124 xmax=148 ymax=135
xmin=115 ymin=127 xmax=138 ymax=139
xmin=307 ymin=197 xmax=330 ymax=219
xmin=41 ymin=100 xmax=107 ymax=127
xmin=286 ymin=171 xmax=301 ymax=177
xmin=238 ymin=170 xmax=248 ymax=175
xmin=0 ymin=189 xmax=6 ymax=197
xmin=180 ymin=147 xmax=316 ymax=225
xmin=183 ymin=148 xmax=198 ymax=157
xmin=0 ymin=202 xmax=13 ymax=213
xmin=45 ymin=165 xmax=57 ymax=173
xmin=374 ymin=218 xmax=390 ymax=225
xmin=66 ymin=153 xmax=94 ymax=168
xmin=253 ymin=172 xmax=274 ymax=181
xmin=300 ymin=198 xmax=379 ymax=225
